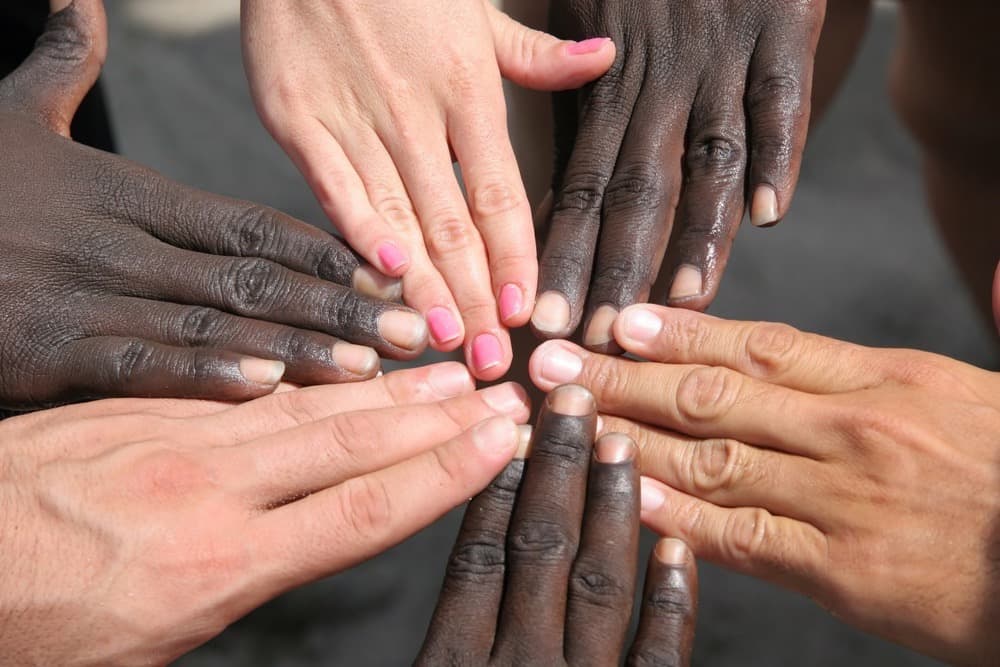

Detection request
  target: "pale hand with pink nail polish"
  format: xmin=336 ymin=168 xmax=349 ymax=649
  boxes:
xmin=472 ymin=333 xmax=504 ymax=373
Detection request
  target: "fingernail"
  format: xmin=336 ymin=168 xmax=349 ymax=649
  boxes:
xmin=751 ymin=185 xmax=780 ymax=227
xmin=640 ymin=478 xmax=667 ymax=513
xmin=669 ymin=265 xmax=703 ymax=301
xmin=473 ymin=416 xmax=519 ymax=455
xmin=378 ymin=310 xmax=429 ymax=351
xmin=239 ymin=358 xmax=285 ymax=385
xmin=515 ymin=424 xmax=533 ymax=459
xmin=376 ymin=242 xmax=408 ymax=274
xmin=654 ymin=538 xmax=690 ymax=565
xmin=50 ymin=0 xmax=73 ymax=12
xmin=499 ymin=283 xmax=524 ymax=322
xmin=596 ymin=415 xmax=605 ymax=433
xmin=471 ymin=333 xmax=504 ymax=373
xmin=480 ymin=382 xmax=529 ymax=416
xmin=535 ymin=341 xmax=584 ymax=386
xmin=352 ymin=266 xmax=403 ymax=301
xmin=427 ymin=307 xmax=462 ymax=345
xmin=426 ymin=363 xmax=473 ymax=398
xmin=594 ymin=433 xmax=636 ymax=463
xmin=621 ymin=306 xmax=663 ymax=343
xmin=531 ymin=291 xmax=572 ymax=336
xmin=584 ymin=304 xmax=619 ymax=349
xmin=566 ymin=37 xmax=611 ymax=56
xmin=331 ymin=342 xmax=379 ymax=376
xmin=546 ymin=384 xmax=595 ymax=417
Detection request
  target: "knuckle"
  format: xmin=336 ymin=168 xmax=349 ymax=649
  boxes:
xmin=469 ymin=181 xmax=525 ymax=221
xmin=178 ymin=307 xmax=228 ymax=347
xmin=586 ymin=354 xmax=634 ymax=413
xmin=568 ymin=560 xmax=630 ymax=610
xmin=688 ymin=438 xmax=746 ymax=495
xmin=743 ymin=322 xmax=800 ymax=378
xmin=337 ymin=475 xmax=393 ymax=537
xmin=723 ymin=507 xmax=773 ymax=563
xmin=553 ymin=174 xmax=608 ymax=215
xmin=676 ymin=366 xmax=742 ymax=422
xmin=225 ymin=205 xmax=280 ymax=257
xmin=222 ymin=258 xmax=285 ymax=313
xmin=111 ymin=339 xmax=156 ymax=384
xmin=747 ymin=73 xmax=803 ymax=110
xmin=322 ymin=413 xmax=377 ymax=467
xmin=507 ymin=517 xmax=575 ymax=562
xmin=604 ymin=161 xmax=666 ymax=213
xmin=130 ymin=448 xmax=215 ymax=501
xmin=312 ymin=241 xmax=357 ymax=285
xmin=91 ymin=158 xmax=154 ymax=223
xmin=686 ymin=125 xmax=746 ymax=175
xmin=591 ymin=253 xmax=649 ymax=294
xmin=36 ymin=11 xmax=93 ymax=69
xmin=628 ymin=648 xmax=686 ymax=667
xmin=446 ymin=533 xmax=507 ymax=581
xmin=425 ymin=213 xmax=476 ymax=256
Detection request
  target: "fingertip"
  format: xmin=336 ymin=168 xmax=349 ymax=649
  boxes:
xmin=426 ymin=306 xmax=464 ymax=350
xmin=544 ymin=383 xmax=595 ymax=417
xmin=530 ymin=291 xmax=573 ymax=339
xmin=239 ymin=358 xmax=286 ymax=386
xmin=654 ymin=537 xmax=692 ymax=566
xmin=377 ymin=309 xmax=430 ymax=356
xmin=499 ymin=283 xmax=532 ymax=327
xmin=528 ymin=339 xmax=585 ymax=391
xmin=471 ymin=415 xmax=520 ymax=459
xmin=594 ymin=432 xmax=637 ymax=464
xmin=352 ymin=265 xmax=403 ymax=301
xmin=640 ymin=477 xmax=669 ymax=515
xmin=375 ymin=241 xmax=410 ymax=277
xmin=614 ymin=304 xmax=665 ymax=349
xmin=468 ymin=330 xmax=512 ymax=381
xmin=583 ymin=304 xmax=624 ymax=354
xmin=750 ymin=184 xmax=780 ymax=228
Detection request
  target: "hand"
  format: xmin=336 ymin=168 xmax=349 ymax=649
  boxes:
xmin=0 ymin=1 xmax=434 ymax=409
xmin=531 ymin=0 xmax=826 ymax=350
xmin=530 ymin=305 xmax=1000 ymax=665
xmin=241 ymin=0 xmax=615 ymax=379
xmin=417 ymin=384 xmax=698 ymax=666
xmin=0 ymin=362 xmax=531 ymax=664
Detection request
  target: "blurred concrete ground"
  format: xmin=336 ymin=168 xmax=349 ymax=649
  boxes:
xmin=99 ymin=1 xmax=997 ymax=665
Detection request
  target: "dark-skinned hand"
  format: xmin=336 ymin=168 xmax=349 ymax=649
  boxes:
xmin=0 ymin=0 xmax=429 ymax=409
xmin=532 ymin=0 xmax=826 ymax=351
xmin=418 ymin=384 xmax=698 ymax=666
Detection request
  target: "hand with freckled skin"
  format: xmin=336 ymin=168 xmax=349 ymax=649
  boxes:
xmin=530 ymin=305 xmax=1000 ymax=665
xmin=531 ymin=0 xmax=827 ymax=351
xmin=0 ymin=1 xmax=431 ymax=410
xmin=418 ymin=384 xmax=698 ymax=667
xmin=241 ymin=0 xmax=616 ymax=380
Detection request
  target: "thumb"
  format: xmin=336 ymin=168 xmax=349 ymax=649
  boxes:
xmin=485 ymin=3 xmax=615 ymax=92
xmin=0 ymin=0 xmax=108 ymax=136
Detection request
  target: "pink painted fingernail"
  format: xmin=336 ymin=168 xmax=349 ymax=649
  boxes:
xmin=499 ymin=284 xmax=524 ymax=323
xmin=472 ymin=333 xmax=504 ymax=373
xmin=427 ymin=307 xmax=461 ymax=345
xmin=376 ymin=242 xmax=408 ymax=275
xmin=567 ymin=37 xmax=611 ymax=56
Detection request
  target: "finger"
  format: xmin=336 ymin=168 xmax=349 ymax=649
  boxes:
xmin=53 ymin=336 xmax=284 ymax=403
xmin=657 ymin=71 xmax=749 ymax=311
xmin=124 ymin=240 xmax=428 ymax=359
xmin=270 ymin=119 xmax=410 ymax=278
xmin=254 ymin=416 xmax=521 ymax=593
xmin=564 ymin=434 xmax=640 ymax=665
xmin=227 ymin=383 xmax=531 ymax=506
xmin=99 ymin=297 xmax=380 ymax=385
xmin=386 ymin=118 xmax=511 ymax=379
xmin=530 ymin=340 xmax=830 ymax=456
xmin=0 ymin=0 xmax=107 ymax=136
xmin=639 ymin=477 xmax=828 ymax=595
xmin=487 ymin=3 xmax=615 ymax=91
xmin=417 ymin=458 xmax=527 ymax=665
xmin=533 ymin=59 xmax=638 ymax=339
xmin=745 ymin=13 xmax=824 ymax=228
xmin=492 ymin=385 xmax=596 ymax=662
xmin=201 ymin=362 xmax=477 ymax=444
xmin=613 ymin=305 xmax=889 ymax=393
xmin=581 ymin=93 xmax=688 ymax=351
xmin=627 ymin=538 xmax=698 ymax=667
xmin=598 ymin=415 xmax=826 ymax=521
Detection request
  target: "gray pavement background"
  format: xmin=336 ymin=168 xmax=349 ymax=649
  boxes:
xmin=99 ymin=1 xmax=998 ymax=665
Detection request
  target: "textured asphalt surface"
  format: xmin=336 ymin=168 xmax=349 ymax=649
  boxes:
xmin=99 ymin=2 xmax=997 ymax=665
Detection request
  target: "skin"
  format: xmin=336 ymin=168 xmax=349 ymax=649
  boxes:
xmin=532 ymin=0 xmax=827 ymax=350
xmin=0 ymin=1 xmax=433 ymax=409
xmin=0 ymin=361 xmax=532 ymax=665
xmin=417 ymin=385 xmax=698 ymax=666
xmin=240 ymin=0 xmax=615 ymax=380
xmin=530 ymin=305 xmax=1000 ymax=665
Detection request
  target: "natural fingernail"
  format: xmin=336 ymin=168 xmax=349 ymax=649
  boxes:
xmin=654 ymin=538 xmax=690 ymax=565
xmin=472 ymin=333 xmax=504 ymax=373
xmin=536 ymin=341 xmax=584 ymax=386
xmin=426 ymin=363 xmax=473 ymax=398
xmin=499 ymin=283 xmax=525 ymax=322
xmin=669 ymin=265 xmax=703 ymax=301
xmin=546 ymin=384 xmax=595 ymax=417
xmin=473 ymin=416 xmax=519 ymax=455
xmin=515 ymin=424 xmax=533 ymax=459
xmin=596 ymin=415 xmax=605 ymax=433
xmin=595 ymin=433 xmax=637 ymax=463
xmin=427 ymin=307 xmax=462 ymax=345
xmin=353 ymin=266 xmax=403 ymax=301
xmin=376 ymin=242 xmax=408 ymax=274
xmin=378 ymin=310 xmax=429 ymax=351
xmin=566 ymin=37 xmax=612 ymax=56
xmin=50 ymin=0 xmax=73 ymax=12
xmin=331 ymin=342 xmax=379 ymax=376
xmin=584 ymin=304 xmax=619 ymax=349
xmin=621 ymin=306 xmax=663 ymax=343
xmin=751 ymin=185 xmax=780 ymax=227
xmin=640 ymin=478 xmax=667 ymax=513
xmin=531 ymin=291 xmax=572 ymax=337
xmin=480 ymin=382 xmax=529 ymax=416
xmin=239 ymin=358 xmax=285 ymax=385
